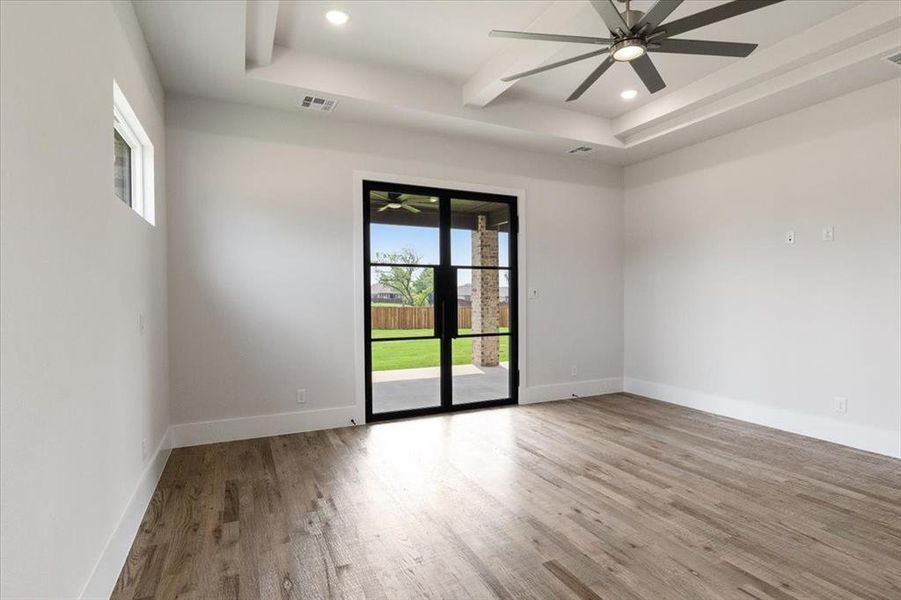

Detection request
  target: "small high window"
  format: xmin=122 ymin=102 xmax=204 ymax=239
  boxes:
xmin=113 ymin=81 xmax=154 ymax=224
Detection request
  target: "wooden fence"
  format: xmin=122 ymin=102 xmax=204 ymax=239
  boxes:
xmin=371 ymin=305 xmax=509 ymax=330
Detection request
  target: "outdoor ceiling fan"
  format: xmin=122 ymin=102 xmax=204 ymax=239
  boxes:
xmin=490 ymin=0 xmax=785 ymax=101
xmin=373 ymin=192 xmax=429 ymax=213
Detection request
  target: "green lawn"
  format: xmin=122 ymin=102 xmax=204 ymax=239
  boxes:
xmin=371 ymin=328 xmax=509 ymax=371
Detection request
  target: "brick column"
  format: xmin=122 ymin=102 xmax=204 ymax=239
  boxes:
xmin=471 ymin=215 xmax=499 ymax=367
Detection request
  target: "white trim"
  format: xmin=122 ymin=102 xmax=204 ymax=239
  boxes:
xmin=623 ymin=378 xmax=901 ymax=459
xmin=80 ymin=429 xmax=172 ymax=600
xmin=521 ymin=377 xmax=624 ymax=405
xmin=113 ymin=80 xmax=155 ymax=225
xmin=169 ymin=406 xmax=359 ymax=448
xmin=351 ymin=171 xmax=527 ymax=421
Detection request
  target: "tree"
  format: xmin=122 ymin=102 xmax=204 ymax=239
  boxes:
xmin=375 ymin=248 xmax=433 ymax=306
xmin=410 ymin=268 xmax=433 ymax=306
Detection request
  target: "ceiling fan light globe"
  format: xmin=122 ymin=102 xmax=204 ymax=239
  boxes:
xmin=387 ymin=202 xmax=402 ymax=209
xmin=611 ymin=39 xmax=646 ymax=62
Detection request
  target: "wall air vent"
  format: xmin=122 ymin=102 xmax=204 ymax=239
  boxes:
xmin=885 ymin=52 xmax=901 ymax=68
xmin=299 ymin=94 xmax=338 ymax=112
xmin=567 ymin=145 xmax=595 ymax=155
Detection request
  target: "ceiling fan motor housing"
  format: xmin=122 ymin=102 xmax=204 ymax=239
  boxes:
xmin=622 ymin=9 xmax=645 ymax=31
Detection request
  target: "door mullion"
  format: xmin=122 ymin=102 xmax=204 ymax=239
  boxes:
xmin=439 ymin=194 xmax=452 ymax=411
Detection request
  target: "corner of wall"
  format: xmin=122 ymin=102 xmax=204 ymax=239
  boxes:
xmin=79 ymin=430 xmax=172 ymax=600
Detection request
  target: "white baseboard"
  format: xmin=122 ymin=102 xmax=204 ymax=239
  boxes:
xmin=80 ymin=429 xmax=172 ymax=600
xmin=169 ymin=405 xmax=360 ymax=448
xmin=624 ymin=378 xmax=901 ymax=459
xmin=521 ymin=377 xmax=623 ymax=405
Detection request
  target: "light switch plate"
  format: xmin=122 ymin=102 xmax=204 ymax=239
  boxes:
xmin=834 ymin=396 xmax=847 ymax=414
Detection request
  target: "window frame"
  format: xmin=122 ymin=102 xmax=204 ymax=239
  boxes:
xmin=113 ymin=81 xmax=154 ymax=225
xmin=113 ymin=112 xmax=136 ymax=208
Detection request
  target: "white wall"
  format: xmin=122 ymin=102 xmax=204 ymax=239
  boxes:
xmin=624 ymin=80 xmax=901 ymax=458
xmin=165 ymin=95 xmax=624 ymax=439
xmin=0 ymin=1 xmax=169 ymax=598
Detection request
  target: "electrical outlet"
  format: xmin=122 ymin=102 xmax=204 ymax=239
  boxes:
xmin=822 ymin=226 xmax=834 ymax=241
xmin=834 ymin=396 xmax=847 ymax=414
xmin=139 ymin=313 xmax=145 ymax=335
xmin=570 ymin=365 xmax=577 ymax=377
xmin=297 ymin=389 xmax=306 ymax=405
xmin=786 ymin=230 xmax=795 ymax=245
xmin=141 ymin=438 xmax=148 ymax=461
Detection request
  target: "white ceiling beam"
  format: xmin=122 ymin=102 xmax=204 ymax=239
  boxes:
xmin=248 ymin=46 xmax=623 ymax=151
xmin=462 ymin=1 xmax=599 ymax=108
xmin=245 ymin=0 xmax=279 ymax=68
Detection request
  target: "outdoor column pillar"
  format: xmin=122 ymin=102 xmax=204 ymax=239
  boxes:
xmin=471 ymin=215 xmax=499 ymax=367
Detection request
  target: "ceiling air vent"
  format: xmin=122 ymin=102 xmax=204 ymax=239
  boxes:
xmin=885 ymin=52 xmax=901 ymax=68
xmin=567 ymin=145 xmax=595 ymax=155
xmin=299 ymin=94 xmax=338 ymax=112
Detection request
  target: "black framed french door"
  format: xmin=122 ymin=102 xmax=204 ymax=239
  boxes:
xmin=363 ymin=180 xmax=518 ymax=422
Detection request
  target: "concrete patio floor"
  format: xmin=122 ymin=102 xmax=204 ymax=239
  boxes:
xmin=373 ymin=362 xmax=509 ymax=413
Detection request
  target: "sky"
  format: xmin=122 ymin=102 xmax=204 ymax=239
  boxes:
xmin=371 ymin=224 xmax=509 ymax=285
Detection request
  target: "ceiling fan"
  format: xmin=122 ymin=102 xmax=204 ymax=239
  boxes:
xmin=373 ymin=192 xmax=424 ymax=213
xmin=490 ymin=0 xmax=785 ymax=101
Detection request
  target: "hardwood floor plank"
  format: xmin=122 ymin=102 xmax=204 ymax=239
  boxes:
xmin=543 ymin=560 xmax=604 ymax=600
xmin=112 ymin=395 xmax=901 ymax=599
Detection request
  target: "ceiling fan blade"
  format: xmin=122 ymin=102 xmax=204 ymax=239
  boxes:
xmin=402 ymin=204 xmax=421 ymax=213
xmin=566 ymin=55 xmax=616 ymax=102
xmin=636 ymin=0 xmax=683 ymax=33
xmin=378 ymin=205 xmax=390 ymax=212
xmin=630 ymin=54 xmax=666 ymax=94
xmin=589 ymin=0 xmax=629 ymax=36
xmin=649 ymin=38 xmax=757 ymax=57
xmin=490 ymin=30 xmax=614 ymax=45
xmin=502 ymin=48 xmax=609 ymax=82
xmin=655 ymin=0 xmax=785 ymax=39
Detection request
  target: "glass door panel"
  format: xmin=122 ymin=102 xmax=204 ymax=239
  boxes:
xmin=449 ymin=197 xmax=514 ymax=407
xmin=456 ymin=269 xmax=509 ymax=336
xmin=369 ymin=266 xmax=435 ymax=339
xmin=369 ymin=189 xmax=440 ymax=265
xmin=451 ymin=335 xmax=510 ymax=405
xmin=450 ymin=198 xmax=510 ymax=268
xmin=368 ymin=187 xmax=441 ymax=417
xmin=371 ymin=339 xmax=442 ymax=414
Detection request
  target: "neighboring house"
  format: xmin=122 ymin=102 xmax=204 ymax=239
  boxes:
xmin=370 ymin=283 xmax=404 ymax=304
xmin=457 ymin=284 xmax=509 ymax=306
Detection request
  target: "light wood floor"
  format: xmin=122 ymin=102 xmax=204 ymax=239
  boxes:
xmin=113 ymin=394 xmax=901 ymax=600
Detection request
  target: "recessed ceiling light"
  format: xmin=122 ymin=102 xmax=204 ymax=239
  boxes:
xmin=325 ymin=10 xmax=349 ymax=26
xmin=620 ymin=89 xmax=638 ymax=100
